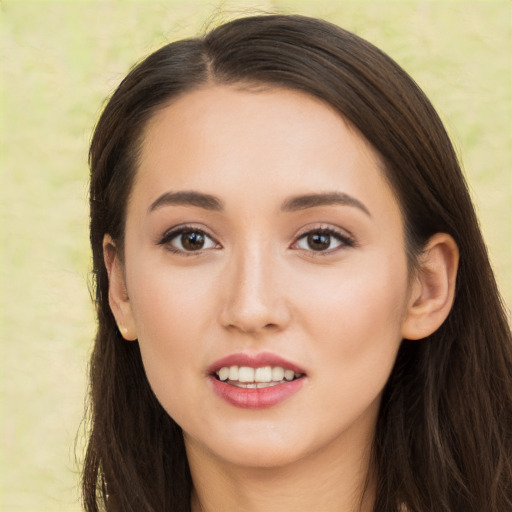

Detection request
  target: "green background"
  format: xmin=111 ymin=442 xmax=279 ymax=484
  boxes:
xmin=1 ymin=1 xmax=510 ymax=510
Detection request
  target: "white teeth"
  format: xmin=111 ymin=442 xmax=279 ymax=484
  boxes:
xmin=271 ymin=366 xmax=285 ymax=381
xmin=228 ymin=366 xmax=238 ymax=381
xmin=232 ymin=381 xmax=282 ymax=389
xmin=238 ymin=367 xmax=255 ymax=382
xmin=215 ymin=365 xmax=303 ymax=385
xmin=284 ymin=369 xmax=295 ymax=381
xmin=257 ymin=382 xmax=274 ymax=388
xmin=218 ymin=367 xmax=230 ymax=381
xmin=254 ymin=366 xmax=272 ymax=382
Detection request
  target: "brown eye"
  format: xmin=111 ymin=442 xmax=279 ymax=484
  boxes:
xmin=163 ymin=228 xmax=218 ymax=253
xmin=294 ymin=228 xmax=352 ymax=253
xmin=181 ymin=231 xmax=206 ymax=251
xmin=307 ymin=233 xmax=331 ymax=251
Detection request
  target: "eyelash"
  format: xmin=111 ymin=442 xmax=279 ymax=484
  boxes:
xmin=293 ymin=227 xmax=355 ymax=256
xmin=158 ymin=225 xmax=355 ymax=256
xmin=158 ymin=224 xmax=219 ymax=256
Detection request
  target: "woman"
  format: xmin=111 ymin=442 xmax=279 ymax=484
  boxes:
xmin=83 ymin=14 xmax=512 ymax=512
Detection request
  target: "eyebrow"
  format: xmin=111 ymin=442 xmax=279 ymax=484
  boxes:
xmin=149 ymin=191 xmax=224 ymax=213
xmin=281 ymin=192 xmax=371 ymax=216
xmin=148 ymin=190 xmax=370 ymax=216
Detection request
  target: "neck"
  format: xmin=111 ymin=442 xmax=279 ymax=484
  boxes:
xmin=187 ymin=428 xmax=376 ymax=512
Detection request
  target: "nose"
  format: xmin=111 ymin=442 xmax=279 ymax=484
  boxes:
xmin=219 ymin=245 xmax=291 ymax=335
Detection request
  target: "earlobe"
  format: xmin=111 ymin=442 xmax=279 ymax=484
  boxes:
xmin=401 ymin=233 xmax=459 ymax=341
xmin=103 ymin=235 xmax=138 ymax=341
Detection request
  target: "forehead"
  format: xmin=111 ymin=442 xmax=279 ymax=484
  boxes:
xmin=133 ymin=85 xmax=399 ymax=218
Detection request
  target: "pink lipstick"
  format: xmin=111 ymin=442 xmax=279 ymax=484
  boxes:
xmin=208 ymin=352 xmax=306 ymax=409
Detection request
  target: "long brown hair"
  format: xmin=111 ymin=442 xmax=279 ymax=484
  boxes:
xmin=83 ymin=14 xmax=512 ymax=511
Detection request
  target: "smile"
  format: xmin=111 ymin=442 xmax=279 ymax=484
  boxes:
xmin=208 ymin=353 xmax=307 ymax=409
xmin=215 ymin=365 xmax=303 ymax=388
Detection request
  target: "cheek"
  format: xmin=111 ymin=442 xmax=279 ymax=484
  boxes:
xmin=295 ymin=251 xmax=409 ymax=389
xmin=129 ymin=255 xmax=219 ymax=331
xmin=126 ymin=261 xmax=219 ymax=399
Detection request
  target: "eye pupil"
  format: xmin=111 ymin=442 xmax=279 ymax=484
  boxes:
xmin=307 ymin=233 xmax=330 ymax=251
xmin=182 ymin=231 xmax=205 ymax=250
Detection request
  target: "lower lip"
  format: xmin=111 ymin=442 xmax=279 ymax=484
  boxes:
xmin=209 ymin=376 xmax=305 ymax=409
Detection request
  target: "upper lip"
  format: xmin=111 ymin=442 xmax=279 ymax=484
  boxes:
xmin=208 ymin=352 xmax=307 ymax=375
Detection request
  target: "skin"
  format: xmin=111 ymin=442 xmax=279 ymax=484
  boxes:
xmin=105 ymin=85 xmax=459 ymax=512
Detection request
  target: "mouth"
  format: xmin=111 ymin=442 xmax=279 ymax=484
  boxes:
xmin=208 ymin=353 xmax=307 ymax=409
xmin=214 ymin=365 xmax=305 ymax=388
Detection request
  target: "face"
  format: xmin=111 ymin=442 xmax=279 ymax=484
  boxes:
xmin=112 ymin=85 xmax=414 ymax=469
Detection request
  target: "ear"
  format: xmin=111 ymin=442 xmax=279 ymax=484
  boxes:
xmin=401 ymin=233 xmax=459 ymax=340
xmin=103 ymin=234 xmax=138 ymax=341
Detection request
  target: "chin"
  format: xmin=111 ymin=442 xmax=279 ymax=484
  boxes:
xmin=184 ymin=416 xmax=341 ymax=472
xmin=213 ymin=440 xmax=309 ymax=469
xmin=183 ymin=417 xmax=309 ymax=466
